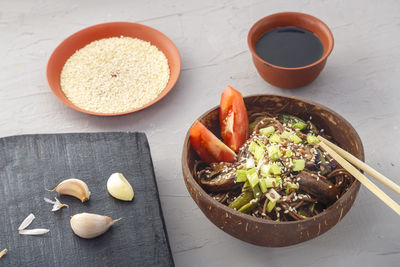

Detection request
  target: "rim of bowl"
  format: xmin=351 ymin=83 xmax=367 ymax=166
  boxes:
xmin=247 ymin=12 xmax=334 ymax=71
xmin=46 ymin=21 xmax=181 ymax=116
xmin=182 ymin=94 xmax=364 ymax=226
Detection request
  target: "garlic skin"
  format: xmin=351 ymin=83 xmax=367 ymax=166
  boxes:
xmin=44 ymin=197 xmax=69 ymax=211
xmin=19 ymin=229 xmax=50 ymax=235
xmin=51 ymin=178 xmax=90 ymax=202
xmin=0 ymin=249 xmax=7 ymax=259
xmin=18 ymin=213 xmax=35 ymax=231
xmin=107 ymin=173 xmax=134 ymax=201
xmin=18 ymin=213 xmax=50 ymax=235
xmin=70 ymin=213 xmax=121 ymax=239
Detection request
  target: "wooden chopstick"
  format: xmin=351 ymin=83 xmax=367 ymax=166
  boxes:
xmin=317 ymin=136 xmax=400 ymax=216
xmin=318 ymin=136 xmax=400 ymax=195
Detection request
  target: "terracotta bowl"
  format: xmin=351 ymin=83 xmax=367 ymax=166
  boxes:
xmin=248 ymin=12 xmax=334 ymax=89
xmin=47 ymin=22 xmax=181 ymax=116
xmin=182 ymin=95 xmax=364 ymax=247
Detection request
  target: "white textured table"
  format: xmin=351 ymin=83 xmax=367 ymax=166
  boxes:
xmin=1 ymin=1 xmax=400 ymax=266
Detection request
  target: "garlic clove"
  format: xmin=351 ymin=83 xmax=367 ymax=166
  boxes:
xmin=70 ymin=213 xmax=121 ymax=239
xmin=51 ymin=178 xmax=91 ymax=202
xmin=19 ymin=229 xmax=50 ymax=235
xmin=107 ymin=173 xmax=134 ymax=201
xmin=18 ymin=213 xmax=35 ymax=231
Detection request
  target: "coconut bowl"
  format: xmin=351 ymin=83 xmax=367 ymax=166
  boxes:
xmin=182 ymin=94 xmax=363 ymax=247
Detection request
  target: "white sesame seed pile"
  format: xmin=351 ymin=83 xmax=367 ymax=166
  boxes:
xmin=60 ymin=36 xmax=170 ymax=113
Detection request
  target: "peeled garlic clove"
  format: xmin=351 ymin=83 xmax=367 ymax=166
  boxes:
xmin=107 ymin=173 xmax=134 ymax=201
xmin=51 ymin=178 xmax=90 ymax=202
xmin=70 ymin=213 xmax=121 ymax=239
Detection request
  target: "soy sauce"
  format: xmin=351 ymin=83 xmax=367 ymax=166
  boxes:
xmin=255 ymin=26 xmax=323 ymax=68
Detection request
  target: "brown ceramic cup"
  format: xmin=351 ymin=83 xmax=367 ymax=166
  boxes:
xmin=248 ymin=12 xmax=334 ymax=89
xmin=182 ymin=94 xmax=363 ymax=247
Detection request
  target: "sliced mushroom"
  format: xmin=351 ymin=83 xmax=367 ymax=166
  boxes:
xmin=296 ymin=171 xmax=339 ymax=205
xmin=305 ymin=149 xmax=338 ymax=176
xmin=197 ymin=162 xmax=239 ymax=193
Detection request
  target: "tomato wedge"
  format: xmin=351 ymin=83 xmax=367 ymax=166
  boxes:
xmin=220 ymin=85 xmax=249 ymax=152
xmin=190 ymin=120 xmax=236 ymax=164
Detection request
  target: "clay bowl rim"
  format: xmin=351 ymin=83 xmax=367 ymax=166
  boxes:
xmin=247 ymin=12 xmax=334 ymax=71
xmin=182 ymin=94 xmax=364 ymax=226
xmin=46 ymin=21 xmax=181 ymax=117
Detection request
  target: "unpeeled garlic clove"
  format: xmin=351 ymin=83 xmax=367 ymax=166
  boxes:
xmin=70 ymin=213 xmax=121 ymax=239
xmin=107 ymin=173 xmax=134 ymax=201
xmin=51 ymin=178 xmax=90 ymax=202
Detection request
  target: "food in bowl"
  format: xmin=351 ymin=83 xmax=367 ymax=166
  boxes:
xmin=183 ymin=92 xmax=363 ymax=246
xmin=255 ymin=26 xmax=324 ymax=68
xmin=190 ymin=86 xmax=353 ymax=222
xmin=60 ymin=36 xmax=170 ymax=113
xmin=247 ymin=12 xmax=334 ymax=88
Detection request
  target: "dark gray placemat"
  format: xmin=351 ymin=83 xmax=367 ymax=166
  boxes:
xmin=0 ymin=132 xmax=174 ymax=267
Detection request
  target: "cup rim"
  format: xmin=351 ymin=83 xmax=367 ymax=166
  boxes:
xmin=247 ymin=12 xmax=334 ymax=71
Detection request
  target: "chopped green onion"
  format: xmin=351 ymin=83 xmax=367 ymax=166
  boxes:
xmin=293 ymin=121 xmax=307 ymax=130
xmin=269 ymin=134 xmax=282 ymax=143
xmin=280 ymin=131 xmax=291 ymax=139
xmin=260 ymin=126 xmax=275 ymax=136
xmin=285 ymin=149 xmax=292 ymax=158
xmin=268 ymin=145 xmax=282 ymax=161
xmin=242 ymin=181 xmax=250 ymax=191
xmin=238 ymin=200 xmax=258 ymax=214
xmin=259 ymin=179 xmax=268 ymax=193
xmin=285 ymin=182 xmax=299 ymax=194
xmin=266 ymin=200 xmax=276 ymax=212
xmin=269 ymin=164 xmax=281 ymax=175
xmin=256 ymin=158 xmax=264 ymax=171
xmin=275 ymin=176 xmax=282 ymax=186
xmin=290 ymin=134 xmax=303 ymax=144
xmin=307 ymin=135 xmax=320 ymax=144
xmin=248 ymin=141 xmax=257 ymax=154
xmin=229 ymin=190 xmax=253 ymax=210
xmin=264 ymin=177 xmax=276 ymax=188
xmin=293 ymin=159 xmax=305 ymax=172
xmin=247 ymin=168 xmax=259 ymax=188
xmin=246 ymin=157 xmax=255 ymax=169
xmin=266 ymin=188 xmax=281 ymax=202
xmin=260 ymin=164 xmax=270 ymax=177
xmin=256 ymin=140 xmax=266 ymax=150
xmin=251 ymin=184 xmax=262 ymax=199
xmin=254 ymin=145 xmax=265 ymax=161
xmin=236 ymin=169 xmax=247 ymax=182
